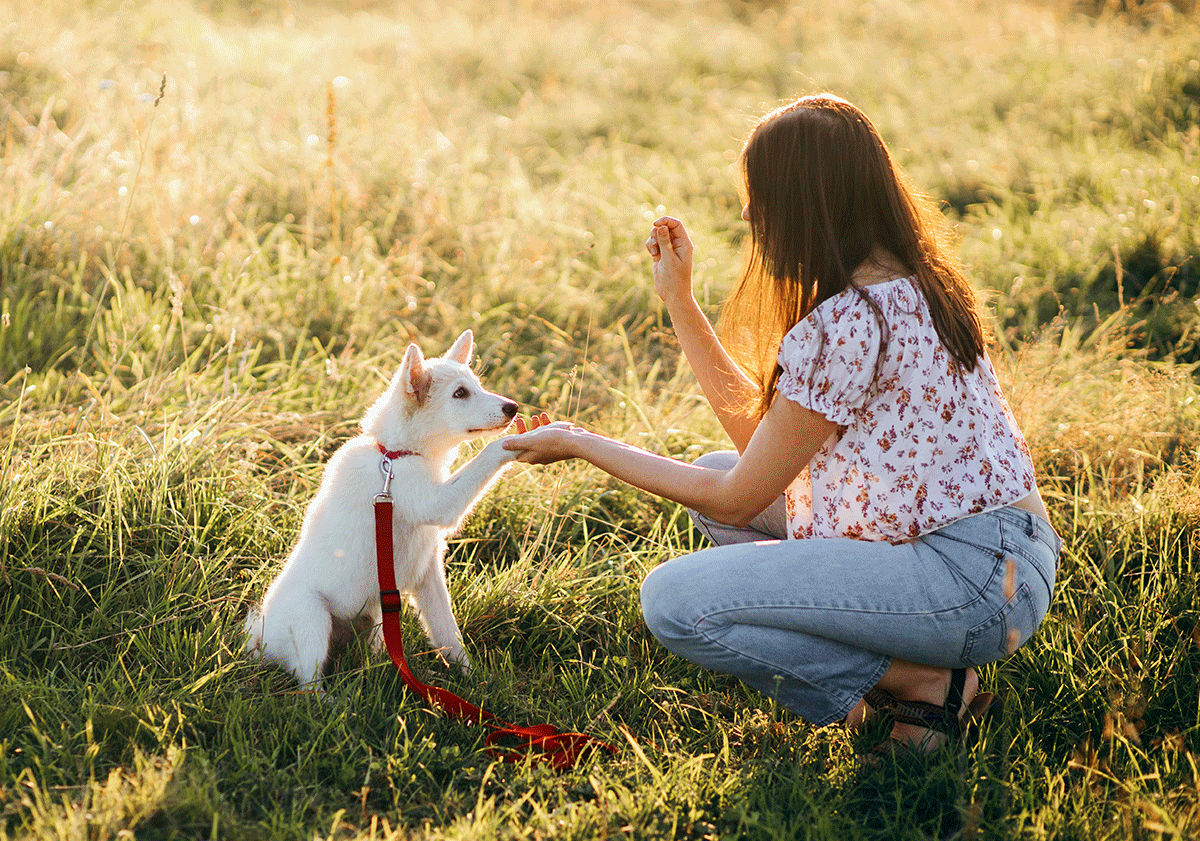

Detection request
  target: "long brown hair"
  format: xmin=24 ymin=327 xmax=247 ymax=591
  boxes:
xmin=719 ymin=94 xmax=986 ymax=417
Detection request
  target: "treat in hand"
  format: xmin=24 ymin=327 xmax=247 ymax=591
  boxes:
xmin=512 ymin=412 xmax=552 ymax=434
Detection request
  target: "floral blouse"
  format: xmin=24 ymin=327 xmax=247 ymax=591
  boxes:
xmin=776 ymin=277 xmax=1036 ymax=543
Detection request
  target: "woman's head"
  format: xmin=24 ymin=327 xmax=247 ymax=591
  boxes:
xmin=721 ymin=94 xmax=985 ymax=415
xmin=741 ymin=95 xmax=914 ymax=301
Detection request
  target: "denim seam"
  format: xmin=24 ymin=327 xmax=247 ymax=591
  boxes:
xmin=924 ymin=534 xmax=1003 ymax=600
xmin=998 ymin=529 xmax=1057 ymax=569
xmin=692 ymin=516 xmax=721 ymax=546
xmin=989 ymin=506 xmax=1035 ymax=531
xmin=996 ymin=520 xmax=1058 ymax=602
xmin=689 ymin=621 xmax=888 ymax=726
xmin=961 ymin=580 xmax=1033 ymax=665
xmin=694 ymin=597 xmax=985 ymax=621
xmin=988 ymin=506 xmax=1032 ymax=534
xmin=990 ymin=506 xmax=1062 ymax=551
xmin=927 ymin=528 xmax=1001 ymax=556
xmin=998 ymin=543 xmax=1055 ymax=603
xmin=835 ymin=654 xmax=893 ymax=726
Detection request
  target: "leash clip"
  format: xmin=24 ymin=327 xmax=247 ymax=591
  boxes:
xmin=376 ymin=456 xmax=394 ymax=500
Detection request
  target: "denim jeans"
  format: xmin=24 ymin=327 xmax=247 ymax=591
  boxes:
xmin=639 ymin=451 xmax=1062 ymax=725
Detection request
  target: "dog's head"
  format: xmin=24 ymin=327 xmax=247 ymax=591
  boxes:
xmin=361 ymin=330 xmax=518 ymax=455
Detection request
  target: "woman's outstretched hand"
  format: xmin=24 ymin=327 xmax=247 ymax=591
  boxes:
xmin=504 ymin=414 xmax=582 ymax=465
xmin=645 ymin=216 xmax=694 ymax=307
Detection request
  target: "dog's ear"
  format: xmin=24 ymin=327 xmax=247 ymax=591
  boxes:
xmin=399 ymin=343 xmax=432 ymax=405
xmin=445 ymin=329 xmax=474 ymax=367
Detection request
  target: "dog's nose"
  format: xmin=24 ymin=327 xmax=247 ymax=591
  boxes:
xmin=502 ymin=401 xmax=518 ymax=419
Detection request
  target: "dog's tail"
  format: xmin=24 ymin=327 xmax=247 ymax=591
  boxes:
xmin=243 ymin=605 xmax=265 ymax=655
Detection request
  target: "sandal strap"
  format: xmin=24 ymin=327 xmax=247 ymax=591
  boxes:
xmin=861 ymin=668 xmax=970 ymax=739
xmin=946 ymin=667 xmax=966 ymax=720
xmin=862 ymin=687 xmax=898 ymax=711
xmin=887 ymin=698 xmax=964 ymax=739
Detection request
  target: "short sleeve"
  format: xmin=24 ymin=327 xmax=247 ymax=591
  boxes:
xmin=776 ymin=297 xmax=880 ymax=425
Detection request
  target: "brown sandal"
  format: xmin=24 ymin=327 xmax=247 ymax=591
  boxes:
xmin=862 ymin=668 xmax=1002 ymax=758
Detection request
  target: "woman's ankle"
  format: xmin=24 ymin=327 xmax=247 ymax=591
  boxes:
xmin=874 ymin=662 xmax=977 ymax=709
xmin=843 ymin=698 xmax=870 ymax=732
xmin=888 ymin=669 xmax=977 ymax=751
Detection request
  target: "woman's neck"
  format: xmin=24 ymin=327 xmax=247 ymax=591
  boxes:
xmin=851 ymin=249 xmax=909 ymax=287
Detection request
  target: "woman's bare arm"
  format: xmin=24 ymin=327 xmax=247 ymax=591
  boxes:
xmin=648 ymin=216 xmax=759 ymax=451
xmin=663 ymin=292 xmax=759 ymax=451
xmin=505 ymin=397 xmax=839 ymax=527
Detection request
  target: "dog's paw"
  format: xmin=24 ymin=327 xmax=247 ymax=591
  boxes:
xmin=438 ymin=647 xmax=471 ymax=674
xmin=483 ymin=438 xmax=520 ymax=465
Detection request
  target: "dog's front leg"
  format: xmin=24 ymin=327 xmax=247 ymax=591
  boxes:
xmin=403 ymin=440 xmax=516 ymax=530
xmin=410 ymin=561 xmax=470 ymax=670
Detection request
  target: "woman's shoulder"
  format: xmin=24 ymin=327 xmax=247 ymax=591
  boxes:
xmin=784 ymin=277 xmax=915 ymax=344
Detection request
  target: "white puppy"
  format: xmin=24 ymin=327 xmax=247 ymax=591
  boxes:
xmin=244 ymin=330 xmax=518 ymax=687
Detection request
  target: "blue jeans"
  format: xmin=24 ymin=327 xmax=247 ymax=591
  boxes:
xmin=639 ymin=451 xmax=1062 ymax=725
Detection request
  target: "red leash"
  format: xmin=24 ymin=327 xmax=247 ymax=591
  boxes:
xmin=373 ymin=445 xmax=616 ymax=769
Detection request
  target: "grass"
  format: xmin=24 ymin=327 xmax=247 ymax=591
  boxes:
xmin=2 ymin=0 xmax=1200 ymax=837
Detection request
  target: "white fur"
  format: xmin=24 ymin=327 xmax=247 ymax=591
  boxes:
xmin=244 ymin=330 xmax=519 ymax=688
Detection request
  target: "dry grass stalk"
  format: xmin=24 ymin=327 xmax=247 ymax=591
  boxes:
xmin=326 ymin=80 xmax=340 ymax=246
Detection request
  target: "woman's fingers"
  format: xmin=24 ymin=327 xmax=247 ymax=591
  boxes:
xmin=511 ymin=412 xmax=556 ymax=435
xmin=647 ymin=217 xmax=683 ymax=254
xmin=501 ymin=418 xmax=578 ymax=466
xmin=654 ymin=224 xmax=674 ymax=257
xmin=648 ymin=217 xmax=691 ymax=262
xmin=652 ymin=216 xmax=687 ymax=242
xmin=646 ymin=217 xmax=694 ymax=267
xmin=647 ymin=225 xmax=677 ymax=269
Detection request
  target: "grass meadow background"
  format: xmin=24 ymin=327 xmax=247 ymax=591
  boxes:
xmin=3 ymin=0 xmax=1200 ymax=837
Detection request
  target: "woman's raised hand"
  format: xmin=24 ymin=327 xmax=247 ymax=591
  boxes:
xmin=645 ymin=216 xmax=694 ymax=307
xmin=504 ymin=414 xmax=581 ymax=465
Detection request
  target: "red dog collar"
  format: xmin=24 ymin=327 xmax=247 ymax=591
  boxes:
xmin=378 ymin=443 xmax=418 ymax=459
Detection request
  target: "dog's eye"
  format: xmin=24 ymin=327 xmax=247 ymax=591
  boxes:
xmin=452 ymin=386 xmax=470 ymax=399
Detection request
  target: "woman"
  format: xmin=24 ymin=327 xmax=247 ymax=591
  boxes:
xmin=504 ymin=94 xmax=1060 ymax=754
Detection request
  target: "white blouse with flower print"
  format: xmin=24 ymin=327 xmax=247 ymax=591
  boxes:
xmin=776 ymin=277 xmax=1036 ymax=543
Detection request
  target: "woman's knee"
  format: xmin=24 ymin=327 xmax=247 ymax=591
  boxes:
xmin=685 ymin=451 xmax=742 ymax=536
xmin=639 ymin=561 xmax=699 ymax=645
xmin=692 ymin=450 xmax=739 ymax=471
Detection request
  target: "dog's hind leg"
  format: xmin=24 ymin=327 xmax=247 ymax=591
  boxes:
xmin=365 ymin=608 xmax=386 ymax=654
xmin=243 ymin=606 xmax=265 ymax=654
xmin=410 ymin=563 xmax=469 ymax=670
xmin=259 ymin=593 xmax=333 ymax=689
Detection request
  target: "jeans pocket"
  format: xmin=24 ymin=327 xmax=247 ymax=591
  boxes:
xmin=961 ymin=582 xmax=1036 ymax=667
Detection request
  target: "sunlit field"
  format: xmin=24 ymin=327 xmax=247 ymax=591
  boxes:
xmin=3 ymin=0 xmax=1200 ymax=838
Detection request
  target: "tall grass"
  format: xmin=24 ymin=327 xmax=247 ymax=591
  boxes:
xmin=2 ymin=0 xmax=1200 ymax=838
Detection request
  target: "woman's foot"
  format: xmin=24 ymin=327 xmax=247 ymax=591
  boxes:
xmin=840 ymin=682 xmax=942 ymax=737
xmin=858 ymin=663 xmax=992 ymax=755
xmin=885 ymin=666 xmax=978 ymax=752
xmin=841 ymin=689 xmax=907 ymax=734
xmin=842 ymin=697 xmax=873 ymax=733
